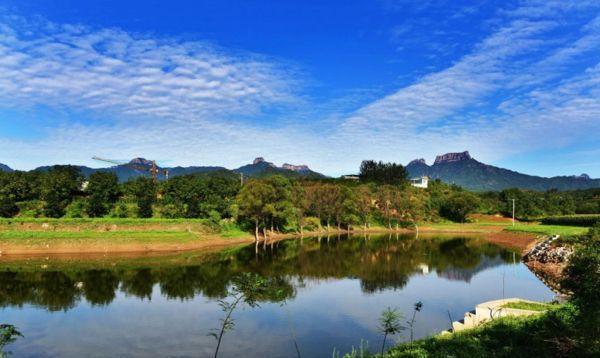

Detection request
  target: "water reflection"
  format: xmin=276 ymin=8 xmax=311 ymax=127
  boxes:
xmin=0 ymin=234 xmax=515 ymax=311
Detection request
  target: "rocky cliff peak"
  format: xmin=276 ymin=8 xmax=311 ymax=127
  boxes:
xmin=251 ymin=157 xmax=275 ymax=167
xmin=434 ymin=151 xmax=472 ymax=165
xmin=282 ymin=163 xmax=310 ymax=172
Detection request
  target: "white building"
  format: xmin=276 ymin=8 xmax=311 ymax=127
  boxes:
xmin=410 ymin=176 xmax=429 ymax=188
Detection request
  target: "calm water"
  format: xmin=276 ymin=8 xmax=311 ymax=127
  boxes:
xmin=0 ymin=234 xmax=554 ymax=357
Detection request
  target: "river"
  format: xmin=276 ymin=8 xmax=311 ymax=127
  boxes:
xmin=0 ymin=233 xmax=554 ymax=357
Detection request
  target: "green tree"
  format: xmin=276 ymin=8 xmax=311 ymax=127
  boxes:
xmin=376 ymin=185 xmax=397 ymax=229
xmin=355 ymin=185 xmax=374 ymax=230
xmin=291 ymin=183 xmax=309 ymax=234
xmin=125 ymin=177 xmax=157 ymax=218
xmin=86 ymin=172 xmax=120 ymax=217
xmin=40 ymin=166 xmax=83 ymax=218
xmin=262 ymin=176 xmax=294 ymax=233
xmin=440 ymin=192 xmax=480 ymax=223
xmin=236 ymin=179 xmax=275 ymax=243
xmin=359 ymin=160 xmax=408 ymax=185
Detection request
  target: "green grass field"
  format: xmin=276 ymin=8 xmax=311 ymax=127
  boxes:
xmin=505 ymin=223 xmax=588 ymax=236
xmin=501 ymin=301 xmax=551 ymax=311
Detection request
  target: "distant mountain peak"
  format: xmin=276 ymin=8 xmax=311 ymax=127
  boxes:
xmin=408 ymin=158 xmax=427 ymax=166
xmin=406 ymin=151 xmax=600 ymax=191
xmin=253 ymin=157 xmax=266 ymax=165
xmin=434 ymin=151 xmax=472 ymax=165
xmin=129 ymin=158 xmax=155 ymax=166
xmin=0 ymin=163 xmax=12 ymax=172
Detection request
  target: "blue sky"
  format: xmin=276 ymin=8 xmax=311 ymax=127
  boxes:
xmin=0 ymin=0 xmax=599 ymax=177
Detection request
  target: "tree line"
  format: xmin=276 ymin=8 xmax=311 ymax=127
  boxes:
xmin=0 ymin=161 xmax=597 ymax=229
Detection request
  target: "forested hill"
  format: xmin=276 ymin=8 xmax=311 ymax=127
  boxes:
xmin=31 ymin=157 xmax=324 ymax=182
xmin=406 ymin=151 xmax=600 ymax=191
xmin=0 ymin=163 xmax=12 ymax=172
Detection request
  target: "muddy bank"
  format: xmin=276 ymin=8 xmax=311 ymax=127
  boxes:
xmin=0 ymin=225 xmax=536 ymax=258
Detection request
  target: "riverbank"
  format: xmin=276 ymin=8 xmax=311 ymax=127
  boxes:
xmin=0 ymin=216 xmax=567 ymax=256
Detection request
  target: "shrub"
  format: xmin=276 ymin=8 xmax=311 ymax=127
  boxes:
xmin=541 ymin=214 xmax=600 ymax=227
xmin=440 ymin=192 xmax=480 ymax=223
xmin=562 ymin=224 xmax=600 ymax=346
xmin=65 ymin=199 xmax=87 ymax=218
xmin=16 ymin=200 xmax=43 ymax=218
xmin=108 ymin=201 xmax=136 ymax=218
xmin=303 ymin=216 xmax=322 ymax=232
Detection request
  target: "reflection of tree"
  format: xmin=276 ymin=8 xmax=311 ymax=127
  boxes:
xmin=0 ymin=235 xmax=515 ymax=310
xmin=121 ymin=269 xmax=154 ymax=300
xmin=81 ymin=270 xmax=120 ymax=306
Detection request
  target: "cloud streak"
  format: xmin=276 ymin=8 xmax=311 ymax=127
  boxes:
xmin=0 ymin=12 xmax=298 ymax=121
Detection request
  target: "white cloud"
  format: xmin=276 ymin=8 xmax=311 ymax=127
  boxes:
xmin=0 ymin=12 xmax=298 ymax=120
xmin=332 ymin=2 xmax=600 ymax=173
xmin=0 ymin=2 xmax=599 ymax=177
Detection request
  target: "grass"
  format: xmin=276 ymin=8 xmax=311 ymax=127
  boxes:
xmin=505 ymin=223 xmax=588 ymax=236
xmin=501 ymin=301 xmax=551 ymax=311
xmin=0 ymin=230 xmax=200 ymax=244
xmin=377 ymin=305 xmax=593 ymax=358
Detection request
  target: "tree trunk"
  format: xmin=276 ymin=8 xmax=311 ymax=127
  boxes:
xmin=263 ymin=227 xmax=268 ymax=249
xmin=396 ymin=222 xmax=399 ymax=231
xmin=254 ymin=220 xmax=259 ymax=243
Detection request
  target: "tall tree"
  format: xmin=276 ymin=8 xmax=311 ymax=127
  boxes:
xmin=355 ymin=185 xmax=374 ymax=230
xmin=126 ymin=177 xmax=157 ymax=218
xmin=376 ymin=185 xmax=397 ymax=229
xmin=86 ymin=172 xmax=120 ymax=217
xmin=291 ymin=183 xmax=309 ymax=235
xmin=359 ymin=160 xmax=408 ymax=186
xmin=40 ymin=166 xmax=83 ymax=218
xmin=236 ymin=179 xmax=274 ymax=243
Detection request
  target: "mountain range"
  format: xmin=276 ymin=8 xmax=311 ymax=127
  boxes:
xmin=405 ymin=151 xmax=599 ymax=191
xmin=11 ymin=157 xmax=324 ymax=182
xmin=1 ymin=151 xmax=598 ymax=191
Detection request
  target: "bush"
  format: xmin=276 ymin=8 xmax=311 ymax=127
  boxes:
xmin=108 ymin=201 xmax=135 ymax=218
xmin=65 ymin=199 xmax=87 ymax=218
xmin=541 ymin=214 xmax=600 ymax=227
xmin=16 ymin=200 xmax=43 ymax=218
xmin=440 ymin=192 xmax=480 ymax=223
xmin=303 ymin=216 xmax=322 ymax=232
xmin=562 ymin=225 xmax=600 ymax=346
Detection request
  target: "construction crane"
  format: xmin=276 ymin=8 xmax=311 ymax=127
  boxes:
xmin=92 ymin=156 xmax=169 ymax=181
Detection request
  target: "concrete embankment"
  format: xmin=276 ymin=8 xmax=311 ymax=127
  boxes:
xmin=447 ymin=298 xmax=548 ymax=333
